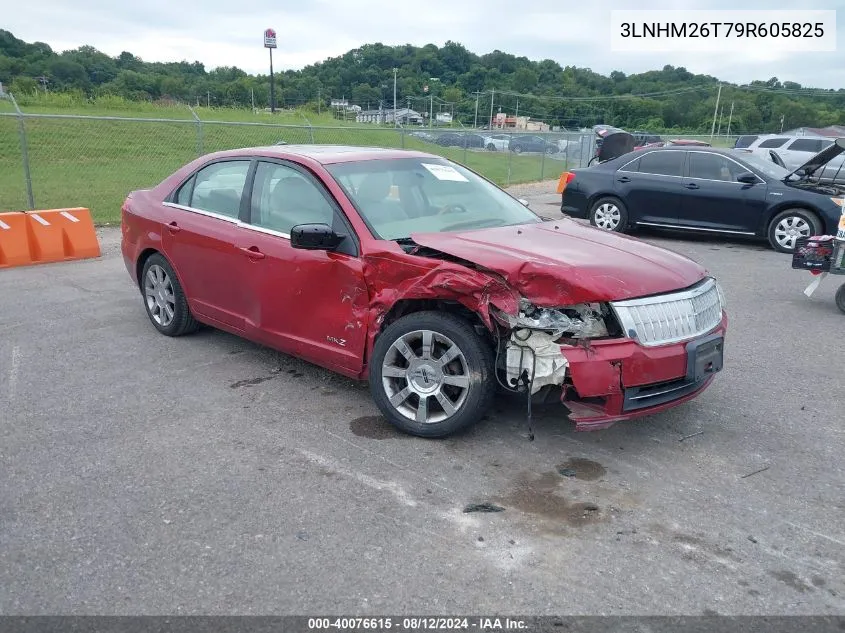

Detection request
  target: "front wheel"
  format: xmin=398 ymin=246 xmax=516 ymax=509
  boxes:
xmin=589 ymin=196 xmax=628 ymax=232
xmin=767 ymin=208 xmax=821 ymax=254
xmin=486 ymin=143 xmax=496 ymax=151
xmin=369 ymin=311 xmax=495 ymax=438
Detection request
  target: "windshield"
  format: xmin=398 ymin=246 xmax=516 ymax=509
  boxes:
xmin=325 ymin=157 xmax=542 ymax=240
xmin=737 ymin=152 xmax=792 ymax=179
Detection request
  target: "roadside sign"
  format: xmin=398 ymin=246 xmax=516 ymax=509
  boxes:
xmin=264 ymin=28 xmax=277 ymax=49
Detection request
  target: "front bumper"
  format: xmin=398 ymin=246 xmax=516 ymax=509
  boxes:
xmin=558 ymin=313 xmax=728 ymax=430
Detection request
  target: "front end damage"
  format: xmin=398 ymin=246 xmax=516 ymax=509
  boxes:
xmin=362 ymin=233 xmax=726 ymax=434
xmin=489 ymin=288 xmax=727 ymax=432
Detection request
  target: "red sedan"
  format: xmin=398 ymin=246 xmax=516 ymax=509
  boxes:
xmin=121 ymin=145 xmax=727 ymax=438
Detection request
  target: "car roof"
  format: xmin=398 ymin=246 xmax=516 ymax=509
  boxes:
xmin=207 ymin=144 xmax=441 ymax=165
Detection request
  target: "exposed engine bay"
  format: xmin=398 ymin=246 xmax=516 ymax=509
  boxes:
xmin=494 ymin=300 xmax=618 ymax=395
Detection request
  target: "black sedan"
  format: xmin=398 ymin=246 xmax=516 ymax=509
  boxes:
xmin=509 ymin=135 xmax=558 ymax=154
xmin=435 ymin=133 xmax=485 ymax=149
xmin=560 ymin=141 xmax=845 ymax=253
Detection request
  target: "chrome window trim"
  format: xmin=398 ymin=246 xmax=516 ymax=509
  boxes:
xmin=162 ymin=201 xmax=292 ymax=240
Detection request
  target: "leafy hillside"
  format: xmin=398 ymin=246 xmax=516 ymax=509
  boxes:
xmin=2 ymin=30 xmax=844 ymax=133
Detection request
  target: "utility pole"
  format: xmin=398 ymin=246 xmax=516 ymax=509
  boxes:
xmin=207 ymin=91 xmax=210 ymax=108
xmin=430 ymin=94 xmax=434 ymax=129
xmin=726 ymin=101 xmax=734 ymax=138
xmin=717 ymin=106 xmax=724 ymax=136
xmin=251 ymin=88 xmax=255 ymax=111
xmin=489 ymin=89 xmax=495 ymax=129
xmin=317 ymin=87 xmax=321 ymax=115
xmin=515 ymin=97 xmax=519 ymax=123
xmin=393 ymin=68 xmax=398 ymax=127
xmin=780 ymin=114 xmax=785 ymax=133
xmin=473 ymin=91 xmax=480 ymax=129
xmin=709 ymin=83 xmax=722 ymax=141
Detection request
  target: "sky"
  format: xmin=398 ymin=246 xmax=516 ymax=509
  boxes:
xmin=5 ymin=0 xmax=845 ymax=89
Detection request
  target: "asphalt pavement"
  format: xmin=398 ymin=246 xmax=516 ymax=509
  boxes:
xmin=1 ymin=186 xmax=844 ymax=615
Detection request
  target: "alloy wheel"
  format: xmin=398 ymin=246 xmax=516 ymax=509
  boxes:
xmin=381 ymin=329 xmax=470 ymax=424
xmin=144 ymin=264 xmax=176 ymax=327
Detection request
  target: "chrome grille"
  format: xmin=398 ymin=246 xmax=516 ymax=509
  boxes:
xmin=610 ymin=278 xmax=724 ymax=347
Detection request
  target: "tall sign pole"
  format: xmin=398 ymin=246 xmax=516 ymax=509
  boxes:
xmin=264 ymin=28 xmax=277 ymax=113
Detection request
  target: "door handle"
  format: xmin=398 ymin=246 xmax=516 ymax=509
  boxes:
xmin=167 ymin=221 xmax=181 ymax=234
xmin=685 ymin=182 xmax=700 ymax=190
xmin=238 ymin=246 xmax=265 ymax=260
xmin=617 ymin=176 xmax=631 ymax=183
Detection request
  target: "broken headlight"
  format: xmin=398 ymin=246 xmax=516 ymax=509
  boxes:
xmin=507 ymin=299 xmax=610 ymax=339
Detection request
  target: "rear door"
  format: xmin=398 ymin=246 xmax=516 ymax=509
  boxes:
xmin=613 ymin=150 xmax=685 ymax=225
xmin=161 ymin=158 xmax=253 ymax=331
xmin=675 ymin=151 xmax=768 ymax=233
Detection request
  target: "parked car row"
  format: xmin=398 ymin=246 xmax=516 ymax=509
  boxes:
xmin=559 ymin=139 xmax=845 ymax=254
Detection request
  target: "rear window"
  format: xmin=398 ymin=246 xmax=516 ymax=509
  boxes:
xmin=734 ymin=135 xmax=758 ymax=148
xmin=758 ymin=138 xmax=788 ymax=148
xmin=635 ymin=151 xmax=685 ymax=177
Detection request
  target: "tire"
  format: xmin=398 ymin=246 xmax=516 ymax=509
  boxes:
xmin=369 ymin=311 xmax=496 ymax=438
xmin=486 ymin=143 xmax=496 ymax=151
xmin=836 ymin=283 xmax=845 ymax=315
xmin=140 ymin=253 xmax=200 ymax=337
xmin=513 ymin=146 xmax=522 ymax=154
xmin=589 ymin=196 xmax=628 ymax=232
xmin=545 ymin=146 xmax=556 ymax=155
xmin=767 ymin=208 xmax=822 ymax=254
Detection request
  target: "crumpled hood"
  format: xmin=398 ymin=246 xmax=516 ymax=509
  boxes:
xmin=410 ymin=219 xmax=707 ymax=306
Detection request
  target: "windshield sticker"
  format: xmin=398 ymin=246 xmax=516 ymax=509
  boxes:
xmin=422 ymin=163 xmax=469 ymax=182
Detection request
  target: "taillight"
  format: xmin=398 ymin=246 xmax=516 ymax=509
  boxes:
xmin=557 ymin=171 xmax=576 ymax=194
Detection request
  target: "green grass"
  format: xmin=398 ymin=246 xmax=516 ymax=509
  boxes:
xmin=0 ymin=101 xmax=569 ymax=223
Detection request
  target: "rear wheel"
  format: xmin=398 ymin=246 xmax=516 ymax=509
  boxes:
xmin=835 ymin=283 xmax=845 ymax=314
xmin=140 ymin=253 xmax=200 ymax=337
xmin=589 ymin=196 xmax=628 ymax=232
xmin=767 ymin=208 xmax=821 ymax=253
xmin=369 ymin=311 xmax=495 ymax=438
xmin=486 ymin=143 xmax=496 ymax=151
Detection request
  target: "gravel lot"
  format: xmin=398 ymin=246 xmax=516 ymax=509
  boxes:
xmin=1 ymin=182 xmax=844 ymax=615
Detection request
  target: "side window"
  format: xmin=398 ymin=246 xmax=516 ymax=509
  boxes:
xmin=786 ymin=139 xmax=829 ymax=153
xmin=637 ymin=151 xmax=684 ymax=177
xmin=758 ymin=138 xmax=788 ymax=148
xmin=187 ymin=160 xmax=251 ymax=218
xmin=250 ymin=162 xmax=336 ymax=235
xmin=175 ymin=177 xmax=194 ymax=205
xmin=688 ymin=152 xmax=740 ymax=182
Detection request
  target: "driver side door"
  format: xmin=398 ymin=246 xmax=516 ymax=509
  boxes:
xmin=233 ymin=160 xmax=369 ymax=376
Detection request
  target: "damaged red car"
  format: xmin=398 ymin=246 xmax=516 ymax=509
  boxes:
xmin=121 ymin=145 xmax=728 ymax=438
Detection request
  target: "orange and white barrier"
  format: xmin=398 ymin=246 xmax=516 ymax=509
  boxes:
xmin=0 ymin=208 xmax=101 ymax=269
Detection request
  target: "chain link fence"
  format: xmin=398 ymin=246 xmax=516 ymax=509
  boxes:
xmin=0 ymin=98 xmax=747 ymax=224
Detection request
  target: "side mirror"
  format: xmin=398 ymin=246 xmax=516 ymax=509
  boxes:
xmin=290 ymin=223 xmax=343 ymax=250
xmin=518 ymin=198 xmax=530 ymax=206
xmin=736 ymin=172 xmax=758 ymax=184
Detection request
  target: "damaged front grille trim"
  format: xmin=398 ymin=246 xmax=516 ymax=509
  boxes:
xmin=609 ymin=277 xmax=723 ymax=347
